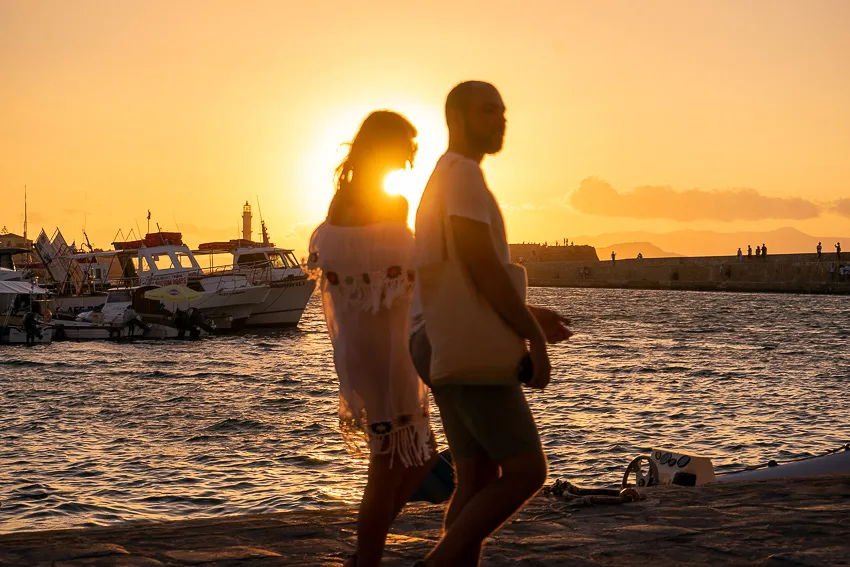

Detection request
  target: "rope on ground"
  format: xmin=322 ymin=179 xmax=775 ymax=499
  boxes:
xmin=541 ymin=479 xmax=645 ymax=506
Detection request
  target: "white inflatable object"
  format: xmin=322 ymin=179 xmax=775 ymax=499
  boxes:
xmin=716 ymin=448 xmax=850 ymax=483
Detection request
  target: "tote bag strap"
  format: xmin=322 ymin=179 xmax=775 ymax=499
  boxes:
xmin=437 ymin=155 xmax=465 ymax=264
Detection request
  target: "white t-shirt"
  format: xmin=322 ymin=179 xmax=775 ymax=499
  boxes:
xmin=410 ymin=151 xmax=511 ymax=333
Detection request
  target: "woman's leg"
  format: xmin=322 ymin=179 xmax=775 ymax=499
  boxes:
xmin=349 ymin=452 xmax=406 ymax=567
xmin=391 ymin=447 xmax=439 ymax=517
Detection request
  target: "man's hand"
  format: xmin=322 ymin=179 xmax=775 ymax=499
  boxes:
xmin=527 ymin=338 xmax=551 ymax=390
xmin=529 ymin=306 xmax=573 ymax=344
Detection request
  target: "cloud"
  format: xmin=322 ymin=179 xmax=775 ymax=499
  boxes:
xmin=569 ymin=177 xmax=821 ymax=222
xmin=832 ymin=199 xmax=850 ymax=218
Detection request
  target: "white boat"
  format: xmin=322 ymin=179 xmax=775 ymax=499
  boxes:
xmin=135 ymin=243 xmax=270 ymax=330
xmin=0 ymin=280 xmax=54 ymax=345
xmin=196 ymin=242 xmax=314 ymax=327
xmin=0 ymin=247 xmax=30 ymax=282
xmin=46 ymin=232 xmax=272 ymax=331
xmin=50 ymin=285 xmax=214 ymax=341
xmin=716 ymin=446 xmax=850 ymax=482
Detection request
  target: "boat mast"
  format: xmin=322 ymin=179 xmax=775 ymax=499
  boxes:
xmin=23 ymin=185 xmax=29 ymax=262
xmin=256 ymin=196 xmax=270 ymax=246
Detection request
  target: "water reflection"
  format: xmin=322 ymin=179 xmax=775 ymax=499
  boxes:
xmin=1 ymin=289 xmax=847 ymax=532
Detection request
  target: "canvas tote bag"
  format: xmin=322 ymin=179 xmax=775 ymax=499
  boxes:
xmin=418 ymin=187 xmax=528 ymax=386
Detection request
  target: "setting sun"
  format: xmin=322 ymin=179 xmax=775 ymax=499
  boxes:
xmin=383 ymin=169 xmax=408 ymax=196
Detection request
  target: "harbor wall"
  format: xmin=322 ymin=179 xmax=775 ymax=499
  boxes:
xmin=513 ymin=250 xmax=850 ymax=294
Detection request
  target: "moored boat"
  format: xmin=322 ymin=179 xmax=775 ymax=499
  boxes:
xmin=196 ymin=241 xmax=314 ymax=327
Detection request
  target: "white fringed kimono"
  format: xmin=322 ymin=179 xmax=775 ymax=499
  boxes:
xmin=308 ymin=221 xmax=431 ymax=468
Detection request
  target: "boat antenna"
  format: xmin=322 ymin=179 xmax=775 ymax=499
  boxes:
xmin=156 ymin=222 xmax=169 ymax=245
xmin=147 ymin=210 xmax=151 ymax=234
xmin=256 ymin=195 xmax=270 ymax=246
xmin=23 ymin=185 xmax=27 ymax=242
xmin=83 ymin=230 xmax=94 ymax=253
xmin=23 ymin=185 xmax=31 ymax=262
xmin=172 ymin=214 xmax=181 ymax=232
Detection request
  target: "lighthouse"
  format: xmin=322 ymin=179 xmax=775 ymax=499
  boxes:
xmin=242 ymin=201 xmax=252 ymax=242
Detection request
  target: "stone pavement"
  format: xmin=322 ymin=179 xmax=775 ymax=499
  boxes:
xmin=1 ymin=475 xmax=848 ymax=566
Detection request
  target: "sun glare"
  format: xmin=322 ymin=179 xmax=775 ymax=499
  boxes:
xmin=383 ymin=169 xmax=410 ymax=196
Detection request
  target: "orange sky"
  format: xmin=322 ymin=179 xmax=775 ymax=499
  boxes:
xmin=2 ymin=0 xmax=848 ymax=255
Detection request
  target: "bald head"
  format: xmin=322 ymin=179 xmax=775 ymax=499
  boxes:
xmin=445 ymin=81 xmax=497 ymax=122
xmin=445 ymin=81 xmax=506 ymax=156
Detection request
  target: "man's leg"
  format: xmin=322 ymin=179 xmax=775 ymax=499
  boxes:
xmin=442 ymin=454 xmax=499 ymax=566
xmin=422 ymin=384 xmax=546 ymax=567
xmin=423 ymin=449 xmax=547 ymax=566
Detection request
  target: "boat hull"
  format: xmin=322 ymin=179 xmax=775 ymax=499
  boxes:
xmin=245 ymin=278 xmax=315 ymax=327
xmin=0 ymin=325 xmax=53 ymax=345
xmin=49 ymin=320 xmax=206 ymax=341
xmin=171 ymin=285 xmax=271 ymax=330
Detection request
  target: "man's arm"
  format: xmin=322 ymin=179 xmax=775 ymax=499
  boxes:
xmin=450 ymin=215 xmax=550 ymax=389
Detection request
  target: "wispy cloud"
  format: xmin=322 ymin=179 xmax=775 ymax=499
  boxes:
xmin=569 ymin=177 xmax=822 ymax=222
xmin=832 ymin=198 xmax=850 ymax=218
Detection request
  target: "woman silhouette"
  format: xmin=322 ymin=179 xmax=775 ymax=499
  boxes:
xmin=308 ymin=111 xmax=436 ymax=567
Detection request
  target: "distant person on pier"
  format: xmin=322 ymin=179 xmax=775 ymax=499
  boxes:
xmin=611 ymin=251 xmax=616 ymax=264
xmin=755 ymin=246 xmax=761 ymax=259
xmin=836 ymin=242 xmax=842 ymax=261
xmin=737 ymin=248 xmax=743 ymax=261
xmin=748 ymin=244 xmax=753 ymax=259
xmin=307 ymin=111 xmax=436 ymax=567
xmin=636 ymin=252 xmax=643 ymax=260
xmin=761 ymin=243 xmax=767 ymax=258
xmin=817 ymin=242 xmax=822 ymax=260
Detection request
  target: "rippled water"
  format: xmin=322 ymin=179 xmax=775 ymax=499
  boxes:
xmin=1 ymin=288 xmax=848 ymax=533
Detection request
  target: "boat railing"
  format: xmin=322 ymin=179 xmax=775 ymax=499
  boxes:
xmin=200 ymin=260 xmax=275 ymax=284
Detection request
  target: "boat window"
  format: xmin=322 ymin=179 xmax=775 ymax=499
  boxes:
xmin=285 ymin=251 xmax=300 ymax=267
xmin=237 ymin=253 xmax=267 ymax=266
xmin=174 ymin=252 xmax=195 ymax=269
xmin=146 ymin=254 xmax=176 ymax=271
xmin=106 ymin=290 xmax=132 ymax=304
xmin=268 ymin=253 xmax=286 ymax=268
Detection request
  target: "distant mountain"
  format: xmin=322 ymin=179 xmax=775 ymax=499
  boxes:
xmin=596 ymin=242 xmax=682 ymax=259
xmin=576 ymin=227 xmax=848 ymax=257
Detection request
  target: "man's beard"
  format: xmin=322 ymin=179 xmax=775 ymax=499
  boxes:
xmin=468 ymin=130 xmax=505 ymax=155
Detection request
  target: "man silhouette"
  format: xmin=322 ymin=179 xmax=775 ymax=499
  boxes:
xmin=409 ymin=81 xmax=571 ymax=566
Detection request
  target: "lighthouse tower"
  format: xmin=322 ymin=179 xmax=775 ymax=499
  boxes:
xmin=242 ymin=201 xmax=252 ymax=242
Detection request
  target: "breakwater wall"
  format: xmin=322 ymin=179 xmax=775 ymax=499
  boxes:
xmin=518 ymin=252 xmax=850 ymax=294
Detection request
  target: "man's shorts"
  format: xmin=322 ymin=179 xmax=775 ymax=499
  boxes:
xmin=409 ymin=327 xmax=542 ymax=461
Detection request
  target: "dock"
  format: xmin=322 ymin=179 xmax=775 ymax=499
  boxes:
xmin=1 ymin=474 xmax=848 ymax=566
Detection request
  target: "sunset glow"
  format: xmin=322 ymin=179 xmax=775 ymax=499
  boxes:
xmin=2 ymin=1 xmax=849 ymax=255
